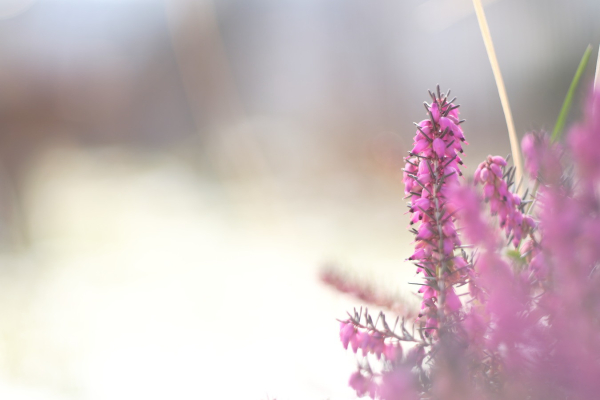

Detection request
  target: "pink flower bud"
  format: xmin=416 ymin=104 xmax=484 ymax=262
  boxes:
xmin=419 ymin=285 xmax=437 ymax=301
xmin=340 ymin=322 xmax=355 ymax=350
xmin=474 ymin=165 xmax=483 ymax=183
xmin=417 ymin=159 xmax=428 ymax=175
xmin=490 ymin=197 xmax=500 ymax=214
xmin=454 ymin=257 xmax=468 ymax=268
xmin=410 ymin=212 xmax=421 ymax=224
xmin=425 ymin=317 xmax=438 ymax=331
xmin=490 ymin=163 xmax=503 ymax=178
xmin=521 ymin=133 xmax=539 ymax=178
xmin=520 ymin=239 xmax=535 ymax=255
xmin=416 ymin=223 xmax=433 ymax=240
xmin=523 ymin=216 xmax=535 ymax=231
xmin=417 ymin=124 xmax=432 ymax=138
xmin=412 ymin=197 xmax=431 ymax=211
xmin=417 ymin=119 xmax=431 ymax=128
xmin=445 ymin=288 xmax=462 ymax=312
xmin=371 ymin=333 xmax=385 ymax=359
xmin=491 ymin=155 xmax=507 ymax=166
xmin=384 ymin=342 xmax=402 ymax=361
xmin=483 ymin=183 xmax=494 ymax=199
xmin=481 ymin=167 xmax=490 ymax=182
xmin=443 ymin=238 xmax=455 ymax=255
xmin=350 ymin=332 xmax=360 ymax=353
xmin=497 ymin=180 xmax=509 ymax=198
xmin=419 ymin=174 xmax=433 ymax=186
xmin=513 ymin=211 xmax=523 ymax=225
xmin=442 ymin=220 xmax=457 ymax=237
xmin=433 ymin=138 xmax=446 ymax=158
xmin=439 ymin=117 xmax=458 ymax=137
xmin=512 ymin=193 xmax=521 ymax=206
xmin=348 ymin=371 xmax=371 ymax=397
xmin=357 ymin=330 xmax=371 ymax=355
xmin=408 ymin=248 xmax=425 ymax=261
xmin=411 ymin=139 xmax=429 ymax=154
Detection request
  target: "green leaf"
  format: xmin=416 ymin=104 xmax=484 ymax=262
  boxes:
xmin=551 ymin=45 xmax=593 ymax=142
xmin=505 ymin=249 xmax=521 ymax=261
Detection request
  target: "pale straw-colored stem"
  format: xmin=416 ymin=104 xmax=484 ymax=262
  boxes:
xmin=472 ymin=0 xmax=523 ymax=187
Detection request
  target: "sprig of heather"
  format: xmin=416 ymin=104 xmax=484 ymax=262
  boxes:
xmin=403 ymin=87 xmax=468 ymax=334
xmin=339 ymin=308 xmax=415 ymax=357
xmin=451 ymin=183 xmax=542 ymax=396
xmin=473 ymin=155 xmax=536 ymax=246
xmin=321 ymin=265 xmax=417 ymax=317
xmin=339 ymin=308 xmax=424 ymax=399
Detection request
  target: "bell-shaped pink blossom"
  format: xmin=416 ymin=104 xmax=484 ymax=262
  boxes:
xmin=348 ymin=371 xmax=373 ymax=398
xmin=340 ymin=321 xmax=355 ymax=350
xmin=444 ymin=287 xmax=462 ymax=312
xmin=432 ymin=138 xmax=446 ymax=158
xmin=384 ymin=342 xmax=402 ymax=361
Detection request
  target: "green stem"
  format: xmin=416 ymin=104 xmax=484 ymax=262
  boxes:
xmin=551 ymin=45 xmax=592 ymax=141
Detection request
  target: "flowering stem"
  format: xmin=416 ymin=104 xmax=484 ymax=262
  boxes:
xmin=404 ymin=89 xmax=467 ymax=335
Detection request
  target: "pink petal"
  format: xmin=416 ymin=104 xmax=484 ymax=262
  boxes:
xmin=433 ymin=138 xmax=446 ymax=158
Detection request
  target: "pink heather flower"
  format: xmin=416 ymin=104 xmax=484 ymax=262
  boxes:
xmin=379 ymin=368 xmax=419 ymax=400
xmin=340 ymin=317 xmax=413 ymax=362
xmin=432 ymin=138 xmax=446 ymax=158
xmin=340 ymin=321 xmax=355 ymax=350
xmin=474 ymin=155 xmax=534 ymax=246
xmin=418 ymin=285 xmax=436 ymax=302
xmin=521 ymin=131 xmax=562 ymax=184
xmin=384 ymin=342 xmax=402 ymax=361
xmin=521 ymin=133 xmax=538 ymax=178
xmin=357 ymin=330 xmax=372 ymax=356
xmin=444 ymin=287 xmax=461 ymax=312
xmin=403 ymin=89 xmax=468 ymax=334
xmin=350 ymin=332 xmax=360 ymax=353
xmin=425 ymin=316 xmax=438 ymax=332
xmin=348 ymin=371 xmax=373 ymax=398
xmin=569 ymin=90 xmax=600 ymax=184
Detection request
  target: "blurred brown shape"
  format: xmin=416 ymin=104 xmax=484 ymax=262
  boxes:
xmin=321 ymin=264 xmax=417 ymax=318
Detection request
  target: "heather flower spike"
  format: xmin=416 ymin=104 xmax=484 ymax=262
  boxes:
xmin=473 ymin=155 xmax=535 ymax=246
xmin=403 ymin=87 xmax=468 ymax=334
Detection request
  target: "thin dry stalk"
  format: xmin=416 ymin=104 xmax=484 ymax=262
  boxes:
xmin=472 ymin=0 xmax=523 ymax=187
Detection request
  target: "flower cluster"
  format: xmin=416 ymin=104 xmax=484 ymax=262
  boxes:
xmin=330 ymin=87 xmax=600 ymax=400
xmin=338 ymin=308 xmax=422 ymax=399
xmin=474 ymin=155 xmax=535 ymax=246
xmin=403 ymin=88 xmax=469 ymax=334
xmin=339 ymin=320 xmax=401 ymax=360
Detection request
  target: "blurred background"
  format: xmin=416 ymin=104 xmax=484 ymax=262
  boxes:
xmin=0 ymin=0 xmax=597 ymax=398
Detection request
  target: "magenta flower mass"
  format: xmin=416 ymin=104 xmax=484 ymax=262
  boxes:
xmin=329 ymin=87 xmax=600 ymax=399
xmin=404 ymin=89 xmax=467 ymax=336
